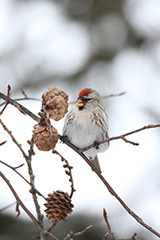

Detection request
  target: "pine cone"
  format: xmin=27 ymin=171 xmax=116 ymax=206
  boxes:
xmin=32 ymin=124 xmax=59 ymax=151
xmin=41 ymin=87 xmax=68 ymax=121
xmin=44 ymin=190 xmax=74 ymax=223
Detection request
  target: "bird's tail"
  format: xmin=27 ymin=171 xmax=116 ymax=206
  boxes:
xmin=91 ymin=155 xmax=101 ymax=174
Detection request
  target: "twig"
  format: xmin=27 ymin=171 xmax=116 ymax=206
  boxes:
xmin=63 ymin=225 xmax=92 ymax=240
xmin=119 ymin=233 xmax=137 ymax=240
xmin=102 ymin=91 xmax=126 ymax=99
xmin=0 ymin=160 xmax=45 ymax=199
xmin=43 ymin=231 xmax=59 ymax=240
xmin=103 ymin=209 xmax=115 ymax=240
xmin=0 ymin=119 xmax=27 ymax=159
xmin=0 ymin=171 xmax=59 ymax=240
xmin=0 ymin=140 xmax=7 ymax=146
xmin=0 ymin=91 xmax=40 ymax=122
xmin=81 ymin=124 xmax=160 ymax=152
xmin=52 ymin=149 xmax=76 ymax=198
xmin=26 ymin=141 xmax=44 ymax=230
xmin=0 ymin=88 xmax=40 ymax=108
xmin=0 ymin=171 xmax=41 ymax=229
xmin=0 ymin=85 xmax=11 ymax=115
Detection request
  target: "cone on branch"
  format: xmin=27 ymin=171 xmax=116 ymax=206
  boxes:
xmin=41 ymin=87 xmax=68 ymax=121
xmin=44 ymin=190 xmax=74 ymax=223
xmin=32 ymin=124 xmax=59 ymax=151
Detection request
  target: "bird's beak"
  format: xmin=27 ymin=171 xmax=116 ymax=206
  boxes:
xmin=76 ymin=97 xmax=85 ymax=107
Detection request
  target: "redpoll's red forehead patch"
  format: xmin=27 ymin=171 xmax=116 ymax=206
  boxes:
xmin=78 ymin=88 xmax=91 ymax=96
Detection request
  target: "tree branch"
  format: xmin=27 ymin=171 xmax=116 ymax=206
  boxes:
xmin=61 ymin=137 xmax=160 ymax=238
xmin=0 ymin=160 xmax=45 ymax=199
xmin=0 ymin=171 xmax=41 ymax=229
xmin=80 ymin=124 xmax=160 ymax=152
xmin=103 ymin=209 xmax=115 ymax=240
xmin=1 ymin=90 xmax=160 ymax=238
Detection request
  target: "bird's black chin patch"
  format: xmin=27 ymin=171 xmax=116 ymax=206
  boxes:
xmin=78 ymin=106 xmax=84 ymax=111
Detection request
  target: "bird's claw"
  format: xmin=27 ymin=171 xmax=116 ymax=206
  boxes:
xmin=93 ymin=141 xmax=100 ymax=149
xmin=60 ymin=135 xmax=69 ymax=143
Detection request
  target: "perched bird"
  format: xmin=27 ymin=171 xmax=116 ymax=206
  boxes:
xmin=62 ymin=88 xmax=109 ymax=173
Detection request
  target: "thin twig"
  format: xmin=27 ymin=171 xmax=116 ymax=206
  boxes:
xmin=52 ymin=149 xmax=75 ymax=198
xmin=26 ymin=141 xmax=44 ymax=230
xmin=63 ymin=225 xmax=92 ymax=240
xmin=0 ymin=160 xmax=45 ymax=199
xmin=0 ymin=171 xmax=41 ymax=229
xmin=0 ymin=85 xmax=11 ymax=115
xmin=119 ymin=233 xmax=137 ymax=240
xmin=103 ymin=233 xmax=109 ymax=240
xmin=0 ymin=119 xmax=27 ymax=159
xmin=103 ymin=209 xmax=115 ymax=240
xmin=81 ymin=124 xmax=160 ymax=152
xmin=0 ymin=140 xmax=7 ymax=146
xmin=0 ymin=91 xmax=40 ymax=122
xmin=0 ymin=171 xmax=59 ymax=240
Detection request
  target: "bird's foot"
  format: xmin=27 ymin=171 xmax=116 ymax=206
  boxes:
xmin=93 ymin=141 xmax=100 ymax=149
xmin=60 ymin=135 xmax=69 ymax=143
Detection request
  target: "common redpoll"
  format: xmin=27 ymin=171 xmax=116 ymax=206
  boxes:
xmin=62 ymin=88 xmax=109 ymax=173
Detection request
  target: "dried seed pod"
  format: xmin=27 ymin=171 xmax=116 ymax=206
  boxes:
xmin=32 ymin=124 xmax=59 ymax=151
xmin=44 ymin=190 xmax=74 ymax=223
xmin=41 ymin=87 xmax=68 ymax=121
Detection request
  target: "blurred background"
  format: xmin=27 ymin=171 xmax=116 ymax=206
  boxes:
xmin=0 ymin=0 xmax=160 ymax=239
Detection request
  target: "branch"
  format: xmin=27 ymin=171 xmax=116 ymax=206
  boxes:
xmin=0 ymin=91 xmax=40 ymax=122
xmin=1 ymin=90 xmax=160 ymax=237
xmin=0 ymin=140 xmax=7 ymax=146
xmin=103 ymin=209 xmax=115 ymax=240
xmin=0 ymin=85 xmax=11 ymax=115
xmin=63 ymin=225 xmax=92 ymax=240
xmin=0 ymin=171 xmax=41 ymax=229
xmin=103 ymin=209 xmax=137 ymax=240
xmin=25 ymin=140 xmax=45 ymax=230
xmin=52 ymin=149 xmax=76 ymax=198
xmin=0 ymin=160 xmax=45 ymax=199
xmin=61 ymin=137 xmax=160 ymax=238
xmin=0 ymin=119 xmax=27 ymax=159
xmin=81 ymin=124 xmax=160 ymax=152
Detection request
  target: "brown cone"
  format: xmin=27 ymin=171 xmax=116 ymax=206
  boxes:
xmin=32 ymin=124 xmax=59 ymax=151
xmin=41 ymin=87 xmax=68 ymax=121
xmin=44 ymin=190 xmax=74 ymax=223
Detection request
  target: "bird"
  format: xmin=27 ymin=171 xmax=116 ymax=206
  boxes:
xmin=62 ymin=88 xmax=109 ymax=173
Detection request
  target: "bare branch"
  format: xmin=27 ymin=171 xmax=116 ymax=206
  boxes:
xmin=103 ymin=233 xmax=109 ymax=240
xmin=0 ymin=140 xmax=7 ymax=146
xmin=52 ymin=149 xmax=76 ymax=198
xmin=0 ymin=171 xmax=41 ymax=229
xmin=119 ymin=233 xmax=137 ymax=240
xmin=0 ymin=85 xmax=11 ymax=115
xmin=25 ymin=140 xmax=44 ymax=229
xmin=0 ymin=119 xmax=27 ymax=158
xmin=80 ymin=124 xmax=160 ymax=152
xmin=0 ymin=160 xmax=45 ymax=199
xmin=61 ymin=138 xmax=160 ymax=238
xmin=102 ymin=91 xmax=126 ymax=99
xmin=0 ymin=91 xmax=40 ymax=122
xmin=63 ymin=225 xmax=92 ymax=240
xmin=103 ymin=209 xmax=115 ymax=240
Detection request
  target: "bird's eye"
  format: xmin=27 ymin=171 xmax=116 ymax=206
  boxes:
xmin=86 ymin=98 xmax=92 ymax=102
